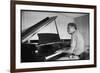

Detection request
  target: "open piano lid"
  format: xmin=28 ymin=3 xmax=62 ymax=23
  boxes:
xmin=22 ymin=16 xmax=57 ymax=43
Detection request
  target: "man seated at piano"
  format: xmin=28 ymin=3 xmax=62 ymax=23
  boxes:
xmin=56 ymin=23 xmax=86 ymax=60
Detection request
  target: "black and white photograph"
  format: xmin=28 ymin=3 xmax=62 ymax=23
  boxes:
xmin=21 ymin=10 xmax=90 ymax=62
xmin=11 ymin=1 xmax=96 ymax=72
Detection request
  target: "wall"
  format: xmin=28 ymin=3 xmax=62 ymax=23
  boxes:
xmin=0 ymin=0 xmax=100 ymax=73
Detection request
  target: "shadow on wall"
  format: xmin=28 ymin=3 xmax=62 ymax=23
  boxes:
xmin=74 ymin=15 xmax=89 ymax=47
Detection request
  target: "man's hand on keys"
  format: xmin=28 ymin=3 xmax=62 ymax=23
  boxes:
xmin=55 ymin=49 xmax=64 ymax=53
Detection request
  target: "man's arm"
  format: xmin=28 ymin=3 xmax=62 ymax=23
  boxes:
xmin=68 ymin=36 xmax=76 ymax=53
xmin=55 ymin=36 xmax=76 ymax=54
xmin=62 ymin=35 xmax=76 ymax=54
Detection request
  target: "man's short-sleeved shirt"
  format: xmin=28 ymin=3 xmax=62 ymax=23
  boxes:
xmin=71 ymin=30 xmax=85 ymax=55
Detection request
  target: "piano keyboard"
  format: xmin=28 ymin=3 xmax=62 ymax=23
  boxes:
xmin=45 ymin=50 xmax=63 ymax=60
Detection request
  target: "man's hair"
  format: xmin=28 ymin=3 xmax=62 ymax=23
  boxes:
xmin=68 ymin=23 xmax=77 ymax=30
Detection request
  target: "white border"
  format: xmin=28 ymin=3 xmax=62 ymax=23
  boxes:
xmin=16 ymin=4 xmax=94 ymax=69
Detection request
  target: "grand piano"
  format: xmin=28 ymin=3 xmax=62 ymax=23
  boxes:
xmin=21 ymin=16 xmax=71 ymax=62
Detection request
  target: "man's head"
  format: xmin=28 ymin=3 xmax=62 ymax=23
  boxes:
xmin=67 ymin=23 xmax=77 ymax=34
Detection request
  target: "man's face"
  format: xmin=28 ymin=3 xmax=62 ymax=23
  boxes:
xmin=67 ymin=26 xmax=75 ymax=34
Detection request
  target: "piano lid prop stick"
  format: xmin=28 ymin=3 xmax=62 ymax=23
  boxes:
xmin=54 ymin=20 xmax=60 ymax=38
